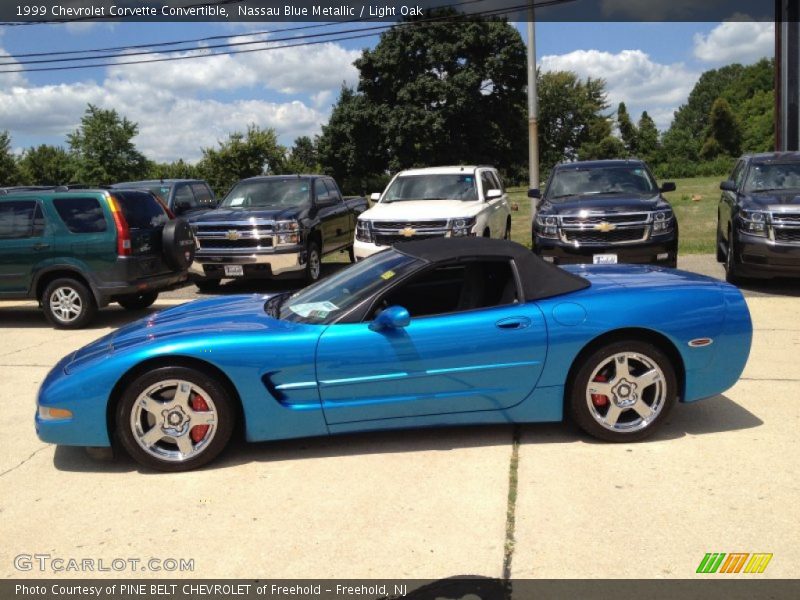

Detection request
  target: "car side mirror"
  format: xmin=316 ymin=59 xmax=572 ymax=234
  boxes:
xmin=370 ymin=192 xmax=381 ymax=202
xmin=660 ymin=182 xmax=676 ymax=193
xmin=527 ymin=188 xmax=541 ymax=199
xmin=486 ymin=189 xmax=502 ymax=200
xmin=720 ymin=180 xmax=737 ymax=192
xmin=316 ymin=197 xmax=334 ymax=208
xmin=174 ymin=200 xmax=192 ymax=213
xmin=369 ymin=305 xmax=410 ymax=331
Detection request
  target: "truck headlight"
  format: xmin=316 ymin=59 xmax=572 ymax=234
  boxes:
xmin=534 ymin=214 xmax=559 ymax=239
xmin=274 ymin=220 xmax=300 ymax=245
xmin=738 ymin=210 xmax=768 ymax=237
xmin=356 ymin=220 xmax=373 ymax=242
xmin=652 ymin=209 xmax=674 ymax=233
xmin=450 ymin=217 xmax=476 ymax=237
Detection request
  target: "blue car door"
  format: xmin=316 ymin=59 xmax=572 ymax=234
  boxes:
xmin=315 ymin=278 xmax=548 ymax=425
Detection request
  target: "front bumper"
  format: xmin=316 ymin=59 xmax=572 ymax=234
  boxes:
xmin=733 ymin=231 xmax=800 ymax=278
xmin=534 ymin=235 xmax=677 ymax=265
xmin=353 ymin=239 xmax=391 ymax=260
xmin=191 ymin=248 xmax=306 ymax=279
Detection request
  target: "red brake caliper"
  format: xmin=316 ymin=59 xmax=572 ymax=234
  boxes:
xmin=591 ymin=373 xmax=609 ymax=407
xmin=190 ymin=393 xmax=210 ymax=443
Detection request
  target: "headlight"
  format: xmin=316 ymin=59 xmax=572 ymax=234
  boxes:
xmin=652 ymin=209 xmax=674 ymax=233
xmin=738 ymin=210 xmax=768 ymax=237
xmin=356 ymin=220 xmax=373 ymax=242
xmin=450 ymin=217 xmax=477 ymax=237
xmin=534 ymin=214 xmax=559 ymax=239
xmin=273 ymin=220 xmax=301 ymax=245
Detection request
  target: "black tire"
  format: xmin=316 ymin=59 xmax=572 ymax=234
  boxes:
xmin=724 ymin=229 xmax=743 ymax=285
xmin=716 ymin=220 xmax=725 ymax=263
xmin=483 ymin=228 xmax=491 ymax=238
xmin=161 ymin=218 xmax=196 ymax=271
xmin=305 ymin=240 xmax=322 ymax=283
xmin=568 ymin=340 xmax=677 ymax=443
xmin=116 ymin=366 xmax=236 ymax=472
xmin=504 ymin=218 xmax=511 ymax=240
xmin=348 ymin=244 xmax=356 ymax=263
xmin=194 ymin=278 xmax=220 ymax=293
xmin=41 ymin=278 xmax=97 ymax=329
xmin=117 ymin=291 xmax=158 ymax=311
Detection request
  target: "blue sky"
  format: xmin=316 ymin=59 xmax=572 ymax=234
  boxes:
xmin=0 ymin=20 xmax=775 ymax=162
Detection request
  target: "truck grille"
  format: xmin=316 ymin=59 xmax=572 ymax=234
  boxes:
xmin=373 ymin=220 xmax=449 ymax=230
xmin=200 ymin=238 xmax=272 ymax=249
xmin=371 ymin=219 xmax=451 ymax=247
xmin=563 ymin=228 xmax=648 ymax=245
xmin=561 ymin=213 xmax=649 ymax=226
xmin=774 ymin=229 xmax=800 ymax=244
xmin=194 ymin=221 xmax=275 ymax=251
xmin=374 ymin=232 xmax=447 ymax=246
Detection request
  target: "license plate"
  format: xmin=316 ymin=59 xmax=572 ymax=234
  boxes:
xmin=224 ymin=265 xmax=244 ymax=277
xmin=593 ymin=254 xmax=618 ymax=265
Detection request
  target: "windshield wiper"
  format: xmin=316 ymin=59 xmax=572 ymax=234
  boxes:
xmin=264 ymin=291 xmax=291 ymax=318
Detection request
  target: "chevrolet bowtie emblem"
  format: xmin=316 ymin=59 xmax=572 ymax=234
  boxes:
xmin=400 ymin=227 xmax=417 ymax=237
xmin=594 ymin=222 xmax=616 ymax=233
xmin=226 ymin=230 xmax=241 ymax=241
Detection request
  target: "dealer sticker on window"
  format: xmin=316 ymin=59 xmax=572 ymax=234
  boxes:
xmin=288 ymin=301 xmax=339 ymax=318
xmin=593 ymin=254 xmax=618 ymax=265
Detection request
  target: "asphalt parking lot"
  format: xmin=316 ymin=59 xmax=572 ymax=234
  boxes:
xmin=0 ymin=254 xmax=798 ymax=579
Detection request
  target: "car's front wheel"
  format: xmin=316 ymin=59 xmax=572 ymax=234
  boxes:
xmin=568 ymin=340 xmax=677 ymax=442
xmin=724 ymin=229 xmax=743 ymax=285
xmin=116 ymin=366 xmax=235 ymax=471
xmin=305 ymin=241 xmax=321 ymax=283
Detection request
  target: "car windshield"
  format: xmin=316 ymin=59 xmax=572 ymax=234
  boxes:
xmin=382 ymin=174 xmax=478 ymax=202
xmin=547 ymin=166 xmax=658 ymax=199
xmin=221 ymin=180 xmax=310 ymax=209
xmin=277 ymin=250 xmax=420 ymax=324
xmin=744 ymin=162 xmax=800 ymax=192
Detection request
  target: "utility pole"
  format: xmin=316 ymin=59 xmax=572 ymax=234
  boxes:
xmin=527 ymin=4 xmax=540 ymax=225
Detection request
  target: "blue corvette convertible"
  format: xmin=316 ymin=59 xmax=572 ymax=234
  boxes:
xmin=36 ymin=238 xmax=752 ymax=471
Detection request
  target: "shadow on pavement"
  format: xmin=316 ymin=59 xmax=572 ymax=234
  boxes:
xmin=737 ymin=278 xmax=800 ymax=298
xmin=0 ymin=306 xmax=165 ymax=330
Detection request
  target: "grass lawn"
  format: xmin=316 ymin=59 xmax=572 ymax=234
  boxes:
xmin=506 ymin=175 xmax=723 ymax=254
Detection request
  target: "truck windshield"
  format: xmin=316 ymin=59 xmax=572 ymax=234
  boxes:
xmin=382 ymin=174 xmax=478 ymax=202
xmin=548 ymin=166 xmax=657 ymax=199
xmin=744 ymin=162 xmax=800 ymax=192
xmin=221 ymin=179 xmax=310 ymax=209
xmin=277 ymin=250 xmax=420 ymax=324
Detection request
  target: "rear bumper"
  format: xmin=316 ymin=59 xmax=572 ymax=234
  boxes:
xmin=534 ymin=236 xmax=677 ymax=265
xmin=191 ymin=248 xmax=306 ymax=279
xmin=734 ymin=232 xmax=800 ymax=278
xmin=91 ymin=260 xmax=188 ymax=306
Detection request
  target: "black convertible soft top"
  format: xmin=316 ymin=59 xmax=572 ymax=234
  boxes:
xmin=393 ymin=237 xmax=590 ymax=301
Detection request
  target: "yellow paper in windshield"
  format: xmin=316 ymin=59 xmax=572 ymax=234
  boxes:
xmin=381 ymin=270 xmax=396 ymax=280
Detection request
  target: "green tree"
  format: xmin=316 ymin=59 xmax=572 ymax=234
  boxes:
xmin=197 ymin=125 xmax=286 ymax=196
xmin=18 ymin=145 xmax=76 ymax=185
xmin=148 ymin=159 xmax=200 ymax=180
xmin=616 ymin=102 xmax=638 ymax=155
xmin=700 ymin=98 xmax=742 ymax=159
xmin=636 ymin=111 xmax=659 ymax=163
xmin=0 ymin=131 xmax=21 ymax=186
xmin=283 ymin=135 xmax=320 ymax=174
xmin=67 ymin=104 xmax=148 ymax=184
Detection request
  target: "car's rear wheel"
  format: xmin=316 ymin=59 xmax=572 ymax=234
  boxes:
xmin=568 ymin=340 xmax=677 ymax=442
xmin=116 ymin=366 xmax=235 ymax=471
xmin=41 ymin=278 xmax=97 ymax=329
xmin=117 ymin=291 xmax=158 ymax=311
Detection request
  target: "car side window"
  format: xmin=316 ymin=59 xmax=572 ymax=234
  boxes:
xmin=0 ymin=200 xmax=40 ymax=239
xmin=174 ymin=184 xmax=198 ymax=209
xmin=314 ymin=179 xmax=330 ymax=204
xmin=480 ymin=171 xmax=495 ymax=198
xmin=324 ymin=179 xmax=343 ymax=203
xmin=53 ymin=197 xmax=107 ymax=234
xmin=191 ymin=183 xmax=215 ymax=206
xmin=490 ymin=171 xmax=504 ymax=193
xmin=732 ymin=161 xmax=746 ymax=190
xmin=374 ymin=259 xmax=519 ymax=319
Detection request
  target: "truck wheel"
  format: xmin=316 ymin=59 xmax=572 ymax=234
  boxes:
xmin=42 ymin=278 xmax=97 ymax=329
xmin=306 ymin=241 xmax=321 ymax=283
xmin=725 ymin=229 xmax=743 ymax=285
xmin=348 ymin=245 xmax=356 ymax=263
xmin=504 ymin=218 xmax=511 ymax=240
xmin=117 ymin=291 xmax=158 ymax=311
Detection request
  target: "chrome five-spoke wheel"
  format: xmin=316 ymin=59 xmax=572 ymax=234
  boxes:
xmin=117 ymin=367 xmax=235 ymax=471
xmin=569 ymin=341 xmax=677 ymax=442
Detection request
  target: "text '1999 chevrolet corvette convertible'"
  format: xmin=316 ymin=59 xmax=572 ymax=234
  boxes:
xmin=36 ymin=238 xmax=752 ymax=471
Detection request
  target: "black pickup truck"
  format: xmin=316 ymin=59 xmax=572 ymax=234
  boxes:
xmin=189 ymin=175 xmax=367 ymax=289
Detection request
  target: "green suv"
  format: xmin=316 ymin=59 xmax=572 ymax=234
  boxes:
xmin=0 ymin=188 xmax=196 ymax=328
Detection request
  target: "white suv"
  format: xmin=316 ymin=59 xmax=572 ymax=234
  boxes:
xmin=354 ymin=166 xmax=512 ymax=259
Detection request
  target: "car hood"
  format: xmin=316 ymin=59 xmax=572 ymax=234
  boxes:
xmin=188 ymin=206 xmax=304 ymax=223
xmin=741 ymin=191 xmax=800 ymax=210
xmin=540 ymin=194 xmax=665 ymax=215
xmin=361 ymin=200 xmax=484 ymax=221
xmin=64 ymin=295 xmax=289 ymax=372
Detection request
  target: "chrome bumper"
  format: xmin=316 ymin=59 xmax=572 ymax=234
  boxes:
xmin=191 ymin=250 xmax=305 ymax=277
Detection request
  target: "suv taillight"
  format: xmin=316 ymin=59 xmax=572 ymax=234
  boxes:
xmin=107 ymin=194 xmax=132 ymax=256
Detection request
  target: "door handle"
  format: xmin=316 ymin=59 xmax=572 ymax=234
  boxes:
xmin=31 ymin=243 xmax=50 ymax=251
xmin=495 ymin=317 xmax=531 ymax=330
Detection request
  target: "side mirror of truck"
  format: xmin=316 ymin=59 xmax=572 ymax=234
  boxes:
xmin=720 ymin=180 xmax=737 ymax=193
xmin=660 ymin=182 xmax=676 ymax=193
xmin=486 ymin=189 xmax=502 ymax=200
xmin=370 ymin=193 xmax=381 ymax=203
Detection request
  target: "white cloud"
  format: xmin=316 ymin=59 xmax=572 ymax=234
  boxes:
xmin=0 ymin=37 xmax=361 ymax=162
xmin=0 ymin=46 xmax=28 ymax=87
xmin=693 ymin=21 xmax=774 ymax=65
xmin=539 ymin=49 xmax=699 ymax=130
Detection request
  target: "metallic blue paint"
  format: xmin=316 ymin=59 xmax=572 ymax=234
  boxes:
xmin=36 ymin=264 xmax=752 ymax=449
